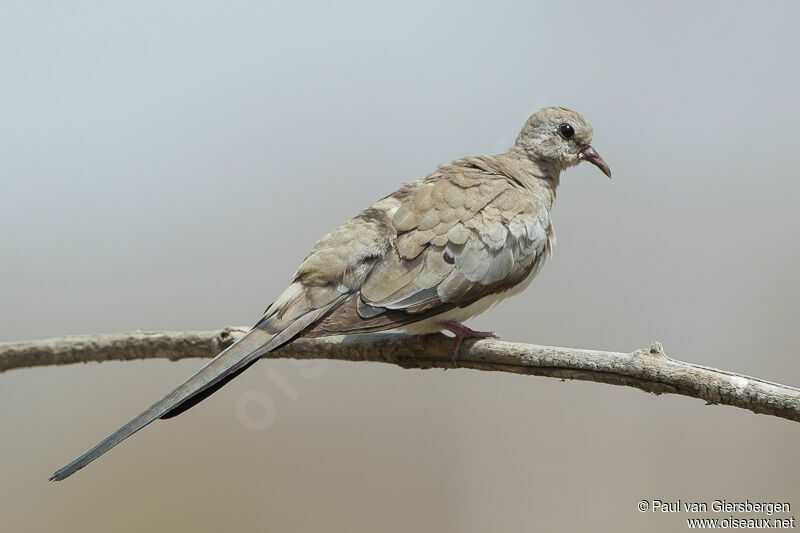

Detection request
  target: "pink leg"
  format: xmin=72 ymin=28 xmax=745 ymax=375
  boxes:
xmin=438 ymin=321 xmax=498 ymax=365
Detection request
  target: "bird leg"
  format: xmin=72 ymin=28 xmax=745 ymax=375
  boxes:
xmin=438 ymin=321 xmax=498 ymax=366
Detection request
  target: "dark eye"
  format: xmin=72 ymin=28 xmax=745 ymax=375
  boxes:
xmin=558 ymin=123 xmax=575 ymax=139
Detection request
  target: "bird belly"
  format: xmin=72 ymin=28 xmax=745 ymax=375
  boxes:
xmin=398 ymin=263 xmax=540 ymax=335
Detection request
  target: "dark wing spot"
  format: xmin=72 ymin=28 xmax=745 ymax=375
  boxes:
xmin=357 ymin=207 xmax=391 ymax=225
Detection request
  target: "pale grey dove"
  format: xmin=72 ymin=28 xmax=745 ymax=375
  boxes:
xmin=51 ymin=106 xmax=611 ymax=480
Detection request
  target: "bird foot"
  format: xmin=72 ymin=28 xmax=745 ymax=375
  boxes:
xmin=438 ymin=321 xmax=498 ymax=366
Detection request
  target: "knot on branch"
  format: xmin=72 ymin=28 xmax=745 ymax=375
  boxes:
xmin=649 ymin=341 xmax=666 ymax=357
xmin=631 ymin=341 xmax=668 ymax=359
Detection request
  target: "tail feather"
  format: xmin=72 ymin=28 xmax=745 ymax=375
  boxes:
xmin=50 ymin=293 xmax=350 ymax=481
xmin=49 ymin=328 xmax=274 ymax=481
xmin=158 ymin=358 xmax=259 ymax=419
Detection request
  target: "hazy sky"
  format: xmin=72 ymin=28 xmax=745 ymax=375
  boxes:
xmin=2 ymin=1 xmax=799 ymax=532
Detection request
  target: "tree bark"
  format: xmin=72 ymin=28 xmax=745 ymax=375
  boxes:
xmin=2 ymin=327 xmax=799 ymax=423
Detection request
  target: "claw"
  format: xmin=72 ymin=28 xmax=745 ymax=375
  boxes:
xmin=438 ymin=321 xmax=498 ymax=366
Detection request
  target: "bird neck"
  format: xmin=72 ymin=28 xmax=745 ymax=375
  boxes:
xmin=494 ymin=151 xmax=560 ymax=201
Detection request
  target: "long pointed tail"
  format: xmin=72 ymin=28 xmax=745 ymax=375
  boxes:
xmin=49 ymin=328 xmax=274 ymax=481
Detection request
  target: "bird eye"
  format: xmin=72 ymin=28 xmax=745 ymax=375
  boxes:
xmin=558 ymin=123 xmax=575 ymax=139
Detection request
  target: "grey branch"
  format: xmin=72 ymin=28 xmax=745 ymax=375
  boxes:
xmin=2 ymin=328 xmax=799 ymax=423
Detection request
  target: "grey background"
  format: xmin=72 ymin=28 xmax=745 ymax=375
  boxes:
xmin=2 ymin=1 xmax=799 ymax=531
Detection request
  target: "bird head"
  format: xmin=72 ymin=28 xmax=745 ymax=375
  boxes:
xmin=513 ymin=107 xmax=611 ymax=178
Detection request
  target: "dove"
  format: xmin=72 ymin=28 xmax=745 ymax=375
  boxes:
xmin=50 ymin=106 xmax=611 ymax=481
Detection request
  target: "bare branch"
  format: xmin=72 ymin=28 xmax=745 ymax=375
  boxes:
xmin=2 ymin=328 xmax=799 ymax=423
